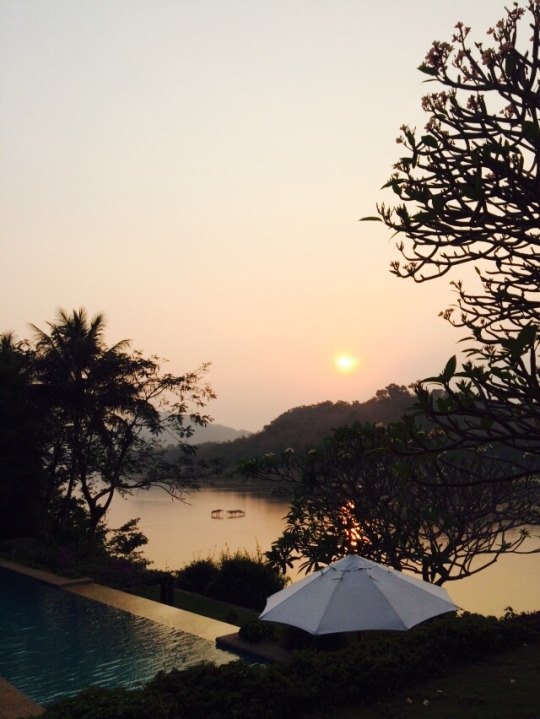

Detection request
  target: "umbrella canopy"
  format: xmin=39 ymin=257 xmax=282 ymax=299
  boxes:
xmin=259 ymin=554 xmax=459 ymax=635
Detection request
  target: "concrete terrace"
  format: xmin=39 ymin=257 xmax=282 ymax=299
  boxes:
xmin=0 ymin=560 xmax=239 ymax=718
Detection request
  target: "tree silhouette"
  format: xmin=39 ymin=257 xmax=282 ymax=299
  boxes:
xmin=0 ymin=333 xmax=47 ymax=538
xmin=29 ymin=308 xmax=216 ymax=542
xmin=366 ymin=2 xmax=540 ymax=474
xmin=241 ymin=423 xmax=540 ymax=585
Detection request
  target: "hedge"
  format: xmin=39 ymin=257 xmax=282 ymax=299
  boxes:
xmin=39 ymin=609 xmax=540 ymax=719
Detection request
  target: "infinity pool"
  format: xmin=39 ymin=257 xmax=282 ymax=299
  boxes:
xmin=0 ymin=567 xmax=234 ymax=706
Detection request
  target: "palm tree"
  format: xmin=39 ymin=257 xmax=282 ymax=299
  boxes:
xmin=31 ymin=308 xmax=215 ymax=543
xmin=32 ymin=309 xmax=135 ymax=536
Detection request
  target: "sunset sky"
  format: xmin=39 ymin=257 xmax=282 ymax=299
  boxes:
xmin=1 ymin=0 xmax=510 ymax=431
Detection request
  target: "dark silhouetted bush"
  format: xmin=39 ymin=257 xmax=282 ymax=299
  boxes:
xmin=238 ymin=619 xmax=277 ymax=643
xmin=175 ymin=558 xmax=220 ymax=594
xmin=175 ymin=549 xmax=287 ymax=611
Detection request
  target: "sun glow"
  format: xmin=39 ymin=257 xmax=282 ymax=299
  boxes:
xmin=335 ymin=354 xmax=359 ymax=373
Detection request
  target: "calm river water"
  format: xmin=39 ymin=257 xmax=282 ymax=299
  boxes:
xmin=106 ymin=483 xmax=540 ymax=619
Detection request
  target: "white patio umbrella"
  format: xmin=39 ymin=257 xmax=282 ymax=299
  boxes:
xmin=259 ymin=553 xmax=459 ymax=635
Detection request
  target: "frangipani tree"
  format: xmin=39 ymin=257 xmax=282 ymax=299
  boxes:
xmin=240 ymin=423 xmax=540 ymax=585
xmin=365 ymin=1 xmax=540 ymax=475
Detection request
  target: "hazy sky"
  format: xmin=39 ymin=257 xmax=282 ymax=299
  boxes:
xmin=1 ymin=0 xmax=510 ymax=431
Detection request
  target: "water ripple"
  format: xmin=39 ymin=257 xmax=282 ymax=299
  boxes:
xmin=0 ymin=568 xmax=234 ymax=706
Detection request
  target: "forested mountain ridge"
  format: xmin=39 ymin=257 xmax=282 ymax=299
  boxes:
xmin=181 ymin=423 xmax=252 ymax=445
xmin=180 ymin=384 xmax=415 ymax=467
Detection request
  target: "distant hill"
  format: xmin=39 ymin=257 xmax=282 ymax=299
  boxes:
xmin=158 ymin=422 xmax=251 ymax=447
xmin=142 ymin=420 xmax=251 ymax=448
xmin=182 ymin=423 xmax=252 ymax=445
xmin=189 ymin=383 xmax=415 ymax=468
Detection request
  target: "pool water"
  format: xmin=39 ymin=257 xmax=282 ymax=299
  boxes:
xmin=0 ymin=568 xmax=234 ymax=706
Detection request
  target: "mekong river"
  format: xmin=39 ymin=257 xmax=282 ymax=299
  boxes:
xmin=106 ymin=483 xmax=540 ymax=618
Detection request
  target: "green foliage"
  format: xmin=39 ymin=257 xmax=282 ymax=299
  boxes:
xmin=39 ymin=611 xmax=540 ymax=719
xmin=175 ymin=549 xmax=288 ymax=611
xmin=175 ymin=557 xmax=221 ymax=594
xmin=238 ymin=619 xmax=277 ymax=643
xmin=207 ymin=553 xmax=286 ymax=611
xmin=105 ymin=518 xmax=149 ymax=567
xmin=0 ymin=514 xmax=161 ymax=596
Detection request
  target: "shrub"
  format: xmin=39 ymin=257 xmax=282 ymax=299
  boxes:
xmin=238 ymin=619 xmax=277 ymax=643
xmin=175 ymin=558 xmax=220 ymax=594
xmin=205 ymin=552 xmax=287 ymax=610
xmin=175 ymin=549 xmax=288 ymax=611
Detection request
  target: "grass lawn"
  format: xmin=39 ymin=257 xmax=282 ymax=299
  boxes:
xmin=311 ymin=640 xmax=540 ymax=719
xmin=136 ymin=584 xmax=259 ymax=626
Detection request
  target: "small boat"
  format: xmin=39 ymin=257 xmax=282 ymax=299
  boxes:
xmin=211 ymin=509 xmax=224 ymax=519
xmin=226 ymin=509 xmax=245 ymax=518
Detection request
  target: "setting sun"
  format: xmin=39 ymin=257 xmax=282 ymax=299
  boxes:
xmin=335 ymin=354 xmax=359 ymax=373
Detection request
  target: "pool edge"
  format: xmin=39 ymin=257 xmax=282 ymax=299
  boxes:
xmin=67 ymin=581 xmax=238 ymax=642
xmin=0 ymin=678 xmax=43 ymax=719
xmin=0 ymin=559 xmax=238 ymax=715
xmin=0 ymin=559 xmax=93 ymax=588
